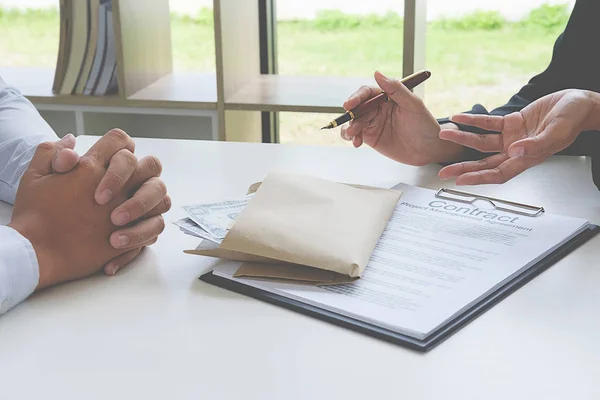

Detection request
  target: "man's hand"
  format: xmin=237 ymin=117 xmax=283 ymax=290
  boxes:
xmin=8 ymin=130 xmax=169 ymax=289
xmin=438 ymin=90 xmax=595 ymax=185
xmin=51 ymin=130 xmax=171 ymax=276
xmin=340 ymin=71 xmax=465 ymax=165
xmin=103 ymin=149 xmax=170 ymax=276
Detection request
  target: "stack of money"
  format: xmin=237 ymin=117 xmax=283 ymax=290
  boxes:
xmin=174 ymin=195 xmax=252 ymax=244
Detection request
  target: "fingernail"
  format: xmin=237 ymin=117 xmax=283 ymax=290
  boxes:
xmin=116 ymin=235 xmax=130 ymax=248
xmin=97 ymin=189 xmax=113 ymax=205
xmin=111 ymin=264 xmax=120 ymax=275
xmin=113 ymin=211 xmax=130 ymax=226
xmin=508 ymin=146 xmax=525 ymax=158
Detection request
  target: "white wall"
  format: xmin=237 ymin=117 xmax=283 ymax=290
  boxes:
xmin=1 ymin=0 xmax=576 ymax=21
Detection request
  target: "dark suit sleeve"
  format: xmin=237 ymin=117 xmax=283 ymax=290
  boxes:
xmin=441 ymin=0 xmax=600 ymax=187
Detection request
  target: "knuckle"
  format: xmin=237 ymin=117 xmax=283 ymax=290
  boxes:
xmin=106 ymin=128 xmax=131 ymax=147
xmin=36 ymin=141 xmax=55 ymax=153
xmin=105 ymin=170 xmax=127 ymax=187
xmin=134 ymin=197 xmax=149 ymax=215
xmin=140 ymin=197 xmax=151 ymax=215
xmin=162 ymin=195 xmax=172 ymax=212
xmin=145 ymin=156 xmax=163 ymax=177
xmin=133 ymin=229 xmax=147 ymax=246
xmin=78 ymin=156 xmax=97 ymax=171
xmin=492 ymin=167 xmax=507 ymax=183
xmin=476 ymin=134 xmax=487 ymax=145
xmin=474 ymin=171 xmax=485 ymax=184
xmin=157 ymin=215 xmax=165 ymax=233
xmin=484 ymin=115 xmax=494 ymax=128
xmin=155 ymin=178 xmax=168 ymax=196
xmin=120 ymin=149 xmax=138 ymax=170
xmin=476 ymin=159 xmax=489 ymax=169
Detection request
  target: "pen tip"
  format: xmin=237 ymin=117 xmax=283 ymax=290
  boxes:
xmin=321 ymin=125 xmax=332 ymax=130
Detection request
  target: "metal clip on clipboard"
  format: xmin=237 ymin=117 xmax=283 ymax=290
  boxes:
xmin=435 ymin=188 xmax=545 ymax=217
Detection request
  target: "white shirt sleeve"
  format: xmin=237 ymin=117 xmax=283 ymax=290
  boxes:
xmin=0 ymin=75 xmax=59 ymax=314
xmin=0 ymin=75 xmax=58 ymax=204
xmin=0 ymin=226 xmax=39 ymax=315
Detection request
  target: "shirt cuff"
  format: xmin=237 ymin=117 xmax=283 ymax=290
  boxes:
xmin=0 ymin=225 xmax=40 ymax=314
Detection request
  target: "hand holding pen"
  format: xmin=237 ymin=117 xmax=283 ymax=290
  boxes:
xmin=331 ymin=70 xmax=466 ymax=167
xmin=322 ymin=70 xmax=431 ymax=130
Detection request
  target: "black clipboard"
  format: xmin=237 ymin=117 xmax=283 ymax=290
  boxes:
xmin=199 ymin=188 xmax=600 ymax=352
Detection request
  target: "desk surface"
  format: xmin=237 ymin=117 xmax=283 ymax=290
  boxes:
xmin=2 ymin=136 xmax=600 ymax=400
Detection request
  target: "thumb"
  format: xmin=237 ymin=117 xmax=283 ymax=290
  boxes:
xmin=507 ymin=119 xmax=575 ymax=159
xmin=52 ymin=148 xmax=80 ymax=173
xmin=27 ymin=134 xmax=77 ymax=178
xmin=57 ymin=133 xmax=76 ymax=150
xmin=52 ymin=134 xmax=80 ymax=173
xmin=374 ymin=71 xmax=415 ymax=105
xmin=507 ymin=136 xmax=556 ymax=159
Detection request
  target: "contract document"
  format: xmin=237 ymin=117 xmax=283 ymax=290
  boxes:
xmin=204 ymin=183 xmax=595 ymax=349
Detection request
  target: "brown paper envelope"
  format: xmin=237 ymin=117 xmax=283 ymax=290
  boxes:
xmin=184 ymin=239 xmax=283 ymax=263
xmin=184 ymin=247 xmax=279 ymax=263
xmin=185 ymin=242 xmax=355 ymax=285
xmin=233 ymin=262 xmax=358 ymax=286
xmin=220 ymin=172 xmax=401 ymax=278
xmin=241 ymin=180 xmax=387 ymax=284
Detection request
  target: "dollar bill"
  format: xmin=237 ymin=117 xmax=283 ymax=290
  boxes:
xmin=183 ymin=197 xmax=250 ymax=240
xmin=173 ymin=217 xmax=222 ymax=243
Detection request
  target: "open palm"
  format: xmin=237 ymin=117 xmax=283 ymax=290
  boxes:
xmin=437 ymin=89 xmax=594 ymax=185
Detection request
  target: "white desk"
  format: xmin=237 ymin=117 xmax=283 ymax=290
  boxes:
xmin=2 ymin=136 xmax=600 ymax=400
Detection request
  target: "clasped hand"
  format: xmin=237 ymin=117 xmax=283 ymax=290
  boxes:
xmin=438 ymin=89 xmax=596 ymax=185
xmin=8 ymin=129 xmax=171 ymax=289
